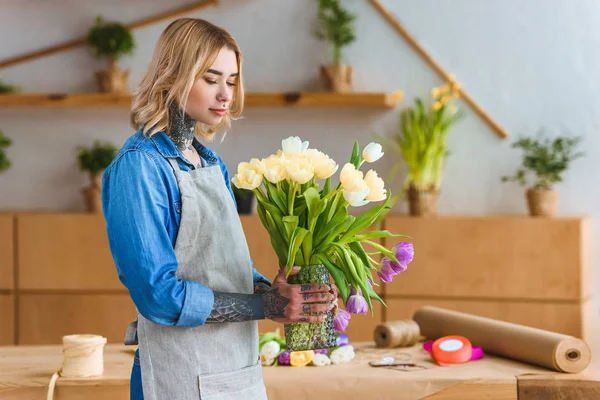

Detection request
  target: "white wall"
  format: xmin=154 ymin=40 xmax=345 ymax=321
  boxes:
xmin=1 ymin=0 xmax=598 ymax=360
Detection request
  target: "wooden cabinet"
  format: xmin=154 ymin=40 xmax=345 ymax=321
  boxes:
xmin=383 ymin=215 xmax=590 ymax=342
xmin=18 ymin=294 xmax=137 ymax=345
xmin=0 ymin=214 xmax=14 ymax=290
xmin=0 ymin=213 xmax=590 ymax=345
xmin=17 ymin=214 xmax=122 ymax=290
xmin=0 ymin=294 xmax=14 ymax=345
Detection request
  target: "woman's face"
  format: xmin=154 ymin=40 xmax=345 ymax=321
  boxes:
xmin=186 ymin=46 xmax=239 ymax=126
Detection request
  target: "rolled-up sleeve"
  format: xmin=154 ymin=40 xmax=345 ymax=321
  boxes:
xmin=102 ymin=150 xmax=214 ymax=327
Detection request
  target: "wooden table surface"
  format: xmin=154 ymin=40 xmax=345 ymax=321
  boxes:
xmin=1 ymin=342 xmax=599 ymax=400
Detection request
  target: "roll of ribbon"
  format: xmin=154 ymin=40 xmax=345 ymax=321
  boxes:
xmin=431 ymin=335 xmax=472 ymax=366
xmin=47 ymin=334 xmax=107 ymax=400
xmin=413 ymin=306 xmax=591 ymax=373
xmin=374 ymin=319 xmax=422 ymax=348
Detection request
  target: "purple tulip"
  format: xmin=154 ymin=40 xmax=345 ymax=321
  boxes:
xmin=336 ymin=333 xmax=349 ymax=346
xmin=394 ymin=242 xmax=414 ymax=268
xmin=278 ymin=351 xmax=290 ymax=365
xmin=346 ymin=292 xmax=369 ymax=314
xmin=314 ymin=348 xmax=329 ymax=355
xmin=334 ymin=308 xmax=351 ymax=332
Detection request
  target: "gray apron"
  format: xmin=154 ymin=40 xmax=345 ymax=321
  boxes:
xmin=125 ymin=157 xmax=268 ymax=400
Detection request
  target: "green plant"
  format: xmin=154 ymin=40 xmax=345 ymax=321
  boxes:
xmin=377 ymin=82 xmax=463 ymax=203
xmin=87 ymin=16 xmax=135 ymax=66
xmin=0 ymin=79 xmax=20 ymax=94
xmin=315 ymin=0 xmax=356 ymax=64
xmin=501 ymin=132 xmax=584 ymax=190
xmin=76 ymin=141 xmax=118 ymax=175
xmin=0 ymin=129 xmax=12 ymax=172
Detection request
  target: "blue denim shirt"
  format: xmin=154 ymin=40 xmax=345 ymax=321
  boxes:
xmin=102 ymin=129 xmax=271 ymax=328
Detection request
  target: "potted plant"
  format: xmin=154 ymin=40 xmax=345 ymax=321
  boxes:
xmin=501 ymin=133 xmax=583 ymax=217
xmin=315 ymin=0 xmax=356 ymax=93
xmin=0 ymin=79 xmax=20 ymax=94
xmin=232 ymin=183 xmax=255 ymax=214
xmin=0 ymin=129 xmax=12 ymax=172
xmin=77 ymin=141 xmax=118 ymax=213
xmin=378 ymin=81 xmax=462 ymax=216
xmin=87 ymin=16 xmax=135 ymax=93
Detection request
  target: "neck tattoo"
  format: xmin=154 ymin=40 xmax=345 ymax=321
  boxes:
xmin=167 ymin=103 xmax=197 ymax=152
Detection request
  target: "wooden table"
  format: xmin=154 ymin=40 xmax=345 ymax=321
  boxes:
xmin=1 ymin=342 xmax=598 ymax=400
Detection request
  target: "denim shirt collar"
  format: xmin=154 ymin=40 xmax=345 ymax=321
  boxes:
xmin=149 ymin=131 xmax=219 ymax=167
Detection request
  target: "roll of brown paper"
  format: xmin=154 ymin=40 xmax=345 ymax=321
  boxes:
xmin=413 ymin=306 xmax=591 ymax=373
xmin=374 ymin=319 xmax=421 ymax=348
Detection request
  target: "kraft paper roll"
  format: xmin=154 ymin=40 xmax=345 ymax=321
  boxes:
xmin=413 ymin=306 xmax=591 ymax=373
xmin=374 ymin=319 xmax=422 ymax=348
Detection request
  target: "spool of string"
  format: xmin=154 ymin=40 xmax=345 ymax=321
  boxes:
xmin=374 ymin=319 xmax=422 ymax=348
xmin=46 ymin=334 xmax=107 ymax=400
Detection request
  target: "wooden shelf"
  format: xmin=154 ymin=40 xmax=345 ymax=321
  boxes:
xmin=0 ymin=91 xmax=402 ymax=108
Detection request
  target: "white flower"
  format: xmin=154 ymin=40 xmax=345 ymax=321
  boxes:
xmin=362 ymin=142 xmax=384 ymax=163
xmin=306 ymin=149 xmax=338 ymax=179
xmin=281 ymin=136 xmax=309 ymax=156
xmin=340 ymin=163 xmax=370 ymax=207
xmin=286 ymin=155 xmax=315 ymax=184
xmin=262 ymin=154 xmax=288 ymax=184
xmin=364 ymin=170 xmax=387 ymax=201
xmin=330 ymin=346 xmax=355 ymax=365
xmin=312 ymin=354 xmax=331 ymax=366
xmin=260 ymin=341 xmax=281 ymax=360
xmin=260 ymin=354 xmax=275 ymax=366
xmin=231 ymin=158 xmax=264 ymax=190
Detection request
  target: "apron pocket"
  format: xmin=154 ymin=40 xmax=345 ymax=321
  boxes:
xmin=198 ymin=362 xmax=266 ymax=399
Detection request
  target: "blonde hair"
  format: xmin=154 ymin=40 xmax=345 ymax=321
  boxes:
xmin=130 ymin=18 xmax=244 ymax=140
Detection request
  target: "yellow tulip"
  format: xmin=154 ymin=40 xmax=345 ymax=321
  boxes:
xmin=286 ymin=154 xmax=314 ymax=184
xmin=290 ymin=350 xmax=314 ymax=367
xmin=306 ymin=149 xmax=338 ymax=179
xmin=262 ymin=154 xmax=288 ymax=184
xmin=232 ymin=158 xmax=265 ymax=190
xmin=364 ymin=170 xmax=387 ymax=201
xmin=432 ymin=102 xmax=443 ymax=111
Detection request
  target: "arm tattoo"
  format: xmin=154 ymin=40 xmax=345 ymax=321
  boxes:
xmin=254 ymin=282 xmax=272 ymax=295
xmin=205 ymin=292 xmax=265 ymax=323
xmin=263 ymin=287 xmax=290 ymax=320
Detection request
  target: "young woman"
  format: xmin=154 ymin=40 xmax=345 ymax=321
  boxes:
xmin=102 ymin=18 xmax=337 ymax=400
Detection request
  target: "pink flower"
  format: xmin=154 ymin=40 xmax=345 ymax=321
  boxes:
xmin=334 ymin=308 xmax=351 ymax=332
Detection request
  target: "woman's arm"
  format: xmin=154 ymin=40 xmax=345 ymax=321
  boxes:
xmin=103 ymin=150 xmax=215 ymax=327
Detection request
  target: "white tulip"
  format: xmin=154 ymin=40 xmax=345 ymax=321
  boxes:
xmin=364 ymin=170 xmax=387 ymax=201
xmin=312 ymin=354 xmax=332 ymax=366
xmin=343 ymin=188 xmax=370 ymax=207
xmin=362 ymin=142 xmax=384 ymax=163
xmin=286 ymin=155 xmax=314 ymax=184
xmin=281 ymin=136 xmax=309 ymax=156
xmin=339 ymin=163 xmax=364 ymax=192
xmin=260 ymin=354 xmax=275 ymax=366
xmin=262 ymin=154 xmax=288 ymax=184
xmin=306 ymin=149 xmax=338 ymax=179
xmin=330 ymin=347 xmax=355 ymax=365
xmin=231 ymin=158 xmax=265 ymax=190
xmin=260 ymin=341 xmax=281 ymax=360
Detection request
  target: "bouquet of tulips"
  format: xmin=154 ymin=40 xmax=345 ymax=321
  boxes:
xmin=232 ymin=137 xmax=414 ymax=347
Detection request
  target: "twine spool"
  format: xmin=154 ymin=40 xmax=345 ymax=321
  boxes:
xmin=374 ymin=319 xmax=421 ymax=348
xmin=47 ymin=334 xmax=107 ymax=400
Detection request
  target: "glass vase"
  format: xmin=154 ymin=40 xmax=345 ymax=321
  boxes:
xmin=284 ymin=263 xmax=337 ymax=352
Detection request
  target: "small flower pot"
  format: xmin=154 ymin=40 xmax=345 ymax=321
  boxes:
xmin=95 ymin=59 xmax=129 ymax=94
xmin=82 ymin=172 xmax=103 ymax=213
xmin=234 ymin=190 xmax=255 ymax=214
xmin=526 ymin=188 xmax=558 ymax=217
xmin=284 ymin=264 xmax=336 ymax=352
xmin=320 ymin=64 xmax=353 ymax=93
xmin=407 ymin=185 xmax=439 ymax=217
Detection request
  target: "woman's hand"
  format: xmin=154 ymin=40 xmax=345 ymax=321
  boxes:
xmin=262 ymin=267 xmax=335 ymax=323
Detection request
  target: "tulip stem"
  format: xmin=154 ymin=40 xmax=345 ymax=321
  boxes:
xmin=288 ymin=183 xmax=297 ymax=215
